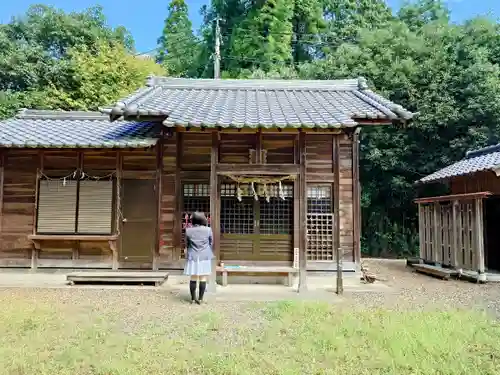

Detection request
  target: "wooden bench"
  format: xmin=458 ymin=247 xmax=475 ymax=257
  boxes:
xmin=413 ymin=263 xmax=458 ymax=280
xmin=216 ymin=266 xmax=299 ymax=287
xmin=67 ymin=271 xmax=169 ymax=286
xmin=28 ymin=234 xmax=119 ymax=269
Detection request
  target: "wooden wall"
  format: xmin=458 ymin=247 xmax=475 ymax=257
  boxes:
xmin=305 ymin=133 xmax=355 ymax=263
xmin=0 ymin=148 xmax=159 ymax=268
xmin=0 ymin=129 xmax=359 ymax=270
xmin=450 ymin=172 xmax=500 ymax=194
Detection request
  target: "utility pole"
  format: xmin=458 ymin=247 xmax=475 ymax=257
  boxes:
xmin=214 ymin=18 xmax=221 ymax=79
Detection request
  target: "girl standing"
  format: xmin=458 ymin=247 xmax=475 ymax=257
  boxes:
xmin=184 ymin=211 xmax=214 ymax=304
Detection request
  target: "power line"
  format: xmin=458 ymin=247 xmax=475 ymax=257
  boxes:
xmin=133 ymin=26 xmax=342 ymax=57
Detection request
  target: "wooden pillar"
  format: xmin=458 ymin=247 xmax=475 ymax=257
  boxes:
xmin=0 ymin=152 xmax=4 ymax=259
xmin=432 ymin=202 xmax=441 ymax=265
xmin=298 ymin=130 xmax=308 ymax=293
xmin=208 ymin=131 xmax=220 ymax=293
xmin=31 ymin=151 xmax=43 ymax=270
xmin=450 ymin=200 xmax=459 ymax=268
xmin=293 ymin=134 xmax=300 ymax=273
xmin=418 ymin=203 xmax=425 ymax=263
xmin=352 ymin=127 xmax=361 ymax=266
xmin=173 ymin=132 xmax=182 ymax=256
xmin=333 ymin=135 xmax=342 ymax=292
xmin=154 ymin=131 xmax=165 ymax=271
xmin=113 ymin=151 xmax=122 ymax=270
xmin=474 ymin=198 xmax=486 ymax=282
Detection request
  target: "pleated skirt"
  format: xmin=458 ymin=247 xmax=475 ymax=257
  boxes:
xmin=183 ymin=258 xmax=212 ymax=276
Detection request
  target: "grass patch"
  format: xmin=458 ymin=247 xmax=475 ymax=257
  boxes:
xmin=1 ymin=298 xmax=499 ymax=374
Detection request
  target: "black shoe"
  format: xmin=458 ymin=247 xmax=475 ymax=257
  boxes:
xmin=195 ymin=299 xmax=202 ymax=305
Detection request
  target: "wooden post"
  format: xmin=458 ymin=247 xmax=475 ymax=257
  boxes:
xmin=352 ymin=127 xmax=361 ymax=266
xmin=0 ymin=152 xmax=4 ymax=255
xmin=333 ymin=135 xmax=342 ymax=292
xmin=208 ymin=131 xmax=220 ymax=293
xmin=113 ymin=151 xmax=122 ymax=270
xmin=474 ymin=198 xmax=486 ymax=282
xmin=154 ymin=130 xmax=165 ymax=271
xmin=451 ymin=200 xmax=459 ymax=269
xmin=418 ymin=203 xmax=425 ymax=263
xmin=174 ymin=132 xmax=182 ymax=255
xmin=293 ymin=134 xmax=300 ymax=282
xmin=73 ymin=152 xmax=84 ymax=261
xmin=31 ymin=151 xmax=43 ymax=270
xmin=432 ymin=202 xmax=441 ymax=265
xmin=298 ymin=130 xmax=308 ymax=293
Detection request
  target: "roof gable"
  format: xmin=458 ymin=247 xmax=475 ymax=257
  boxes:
xmin=0 ymin=110 xmax=159 ymax=149
xmin=102 ymin=77 xmax=415 ymax=129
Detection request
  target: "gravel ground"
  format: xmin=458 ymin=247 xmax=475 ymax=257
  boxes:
xmin=350 ymin=259 xmax=500 ymax=317
xmin=0 ymin=259 xmax=499 ymax=320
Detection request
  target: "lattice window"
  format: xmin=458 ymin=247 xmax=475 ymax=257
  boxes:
xmin=181 ymin=183 xmax=211 ymax=254
xmin=307 ymin=214 xmax=334 ymax=261
xmin=307 ymin=185 xmax=332 ymax=213
xmin=260 ymin=196 xmax=293 ymax=235
xmin=306 ymin=184 xmax=334 ymax=261
xmin=220 ymin=197 xmax=254 ymax=234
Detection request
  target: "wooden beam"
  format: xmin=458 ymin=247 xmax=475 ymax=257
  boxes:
xmin=216 ymin=164 xmax=299 ymax=175
xmin=113 ymin=151 xmax=122 ymax=270
xmin=208 ymin=131 xmax=220 ymax=293
xmin=333 ymin=135 xmax=342 ymax=294
xmin=352 ymin=128 xmax=361 ymax=265
xmin=298 ymin=131 xmax=308 ymax=293
xmin=353 ymin=119 xmax=392 ymax=125
xmin=414 ymin=192 xmax=492 ymax=204
xmin=154 ymin=130 xmax=165 ymax=271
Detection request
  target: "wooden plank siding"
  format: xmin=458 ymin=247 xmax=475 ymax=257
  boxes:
xmin=0 ymin=129 xmax=360 ymax=272
xmin=450 ymin=172 xmax=500 ymax=194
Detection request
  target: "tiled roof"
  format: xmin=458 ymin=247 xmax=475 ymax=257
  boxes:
xmin=419 ymin=144 xmax=500 ymax=184
xmin=0 ymin=110 xmax=159 ymax=149
xmin=102 ymin=76 xmax=415 ymax=128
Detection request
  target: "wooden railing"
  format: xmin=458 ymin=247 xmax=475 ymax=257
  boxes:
xmin=415 ymin=192 xmax=491 ymax=277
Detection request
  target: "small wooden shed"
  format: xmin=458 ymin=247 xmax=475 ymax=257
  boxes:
xmin=416 ymin=144 xmax=500 ymax=282
xmin=0 ymin=77 xmax=413 ymax=289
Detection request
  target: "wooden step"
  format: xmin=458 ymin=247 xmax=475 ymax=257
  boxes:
xmin=67 ymin=271 xmax=169 ymax=286
xmin=413 ymin=264 xmax=458 ymax=280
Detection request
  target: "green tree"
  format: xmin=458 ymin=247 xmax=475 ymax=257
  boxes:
xmin=0 ymin=4 xmax=136 ymax=118
xmin=157 ymin=0 xmax=199 ymax=77
xmin=229 ymin=0 xmax=294 ymax=73
xmin=0 ymin=4 xmax=133 ymax=91
xmin=43 ymin=42 xmax=165 ymax=111
xmin=321 ymin=0 xmax=393 ymax=52
xmin=291 ymin=0 xmax=326 ymax=62
xmin=398 ymin=0 xmax=450 ymax=30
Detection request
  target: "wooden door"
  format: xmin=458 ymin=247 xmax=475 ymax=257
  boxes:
xmin=120 ymin=179 xmax=156 ymax=265
xmin=219 ymin=183 xmax=293 ymax=262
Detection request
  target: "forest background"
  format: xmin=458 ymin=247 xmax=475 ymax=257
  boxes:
xmin=2 ymin=0 xmax=499 ymax=257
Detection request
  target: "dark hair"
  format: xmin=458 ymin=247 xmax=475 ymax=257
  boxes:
xmin=191 ymin=211 xmax=208 ymax=226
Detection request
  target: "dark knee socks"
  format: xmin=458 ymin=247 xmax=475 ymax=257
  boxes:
xmin=189 ymin=280 xmax=197 ymax=301
xmin=198 ymin=281 xmax=207 ymax=301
